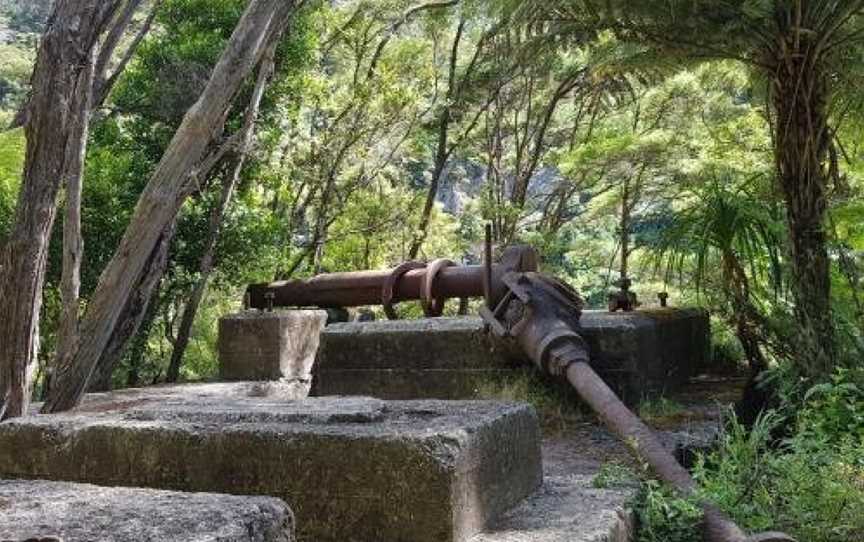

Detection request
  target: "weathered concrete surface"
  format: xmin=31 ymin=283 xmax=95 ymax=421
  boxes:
xmin=581 ymin=308 xmax=709 ymax=403
xmin=314 ymin=309 xmax=709 ymax=403
xmin=472 ymin=435 xmax=636 ymax=542
xmin=471 ymin=475 xmax=634 ymax=542
xmin=313 ymin=317 xmax=522 ymax=400
xmin=219 ymin=310 xmax=327 ymax=386
xmin=0 ymin=479 xmax=294 ymax=542
xmin=0 ymin=383 xmax=542 ymax=542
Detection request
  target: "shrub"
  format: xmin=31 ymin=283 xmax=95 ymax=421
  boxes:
xmin=634 ymin=480 xmax=702 ymax=542
xmin=692 ymin=371 xmax=864 ymax=542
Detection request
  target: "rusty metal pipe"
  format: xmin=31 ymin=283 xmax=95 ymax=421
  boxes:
xmin=567 ymin=362 xmax=744 ymax=541
xmin=248 ymin=266 xmax=483 ymax=308
xmin=246 ymin=242 xmax=792 ymax=542
xmin=566 ymin=363 xmax=793 ymax=542
xmin=482 ymin=272 xmax=793 ymax=542
xmin=246 ymin=245 xmax=538 ymax=311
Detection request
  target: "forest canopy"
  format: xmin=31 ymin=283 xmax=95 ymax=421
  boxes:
xmin=0 ymin=0 xmax=860 ymax=395
xmin=1 ymin=1 xmax=863 ymax=539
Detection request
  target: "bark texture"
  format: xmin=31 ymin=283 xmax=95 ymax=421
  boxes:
xmin=772 ymin=31 xmax=834 ymax=378
xmin=54 ymin=0 xmax=157 ymax=381
xmin=167 ymin=47 xmax=276 ymax=383
xmin=89 ymin=221 xmax=175 ymax=391
xmin=0 ymin=0 xmax=123 ymax=420
xmin=43 ymin=0 xmax=299 ymax=413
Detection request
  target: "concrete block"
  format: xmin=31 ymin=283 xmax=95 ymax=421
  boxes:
xmin=0 ymin=383 xmax=542 ymax=542
xmin=313 ymin=317 xmax=523 ymax=399
xmin=218 ymin=310 xmax=327 ymax=385
xmin=0 ymin=478 xmax=294 ymax=542
xmin=471 ymin=475 xmax=634 ymax=542
xmin=314 ymin=309 xmax=709 ymax=403
xmin=473 ymin=434 xmax=636 ymax=542
xmin=581 ymin=308 xmax=709 ymax=403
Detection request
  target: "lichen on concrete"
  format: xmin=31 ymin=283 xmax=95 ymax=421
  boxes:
xmin=0 ymin=479 xmax=294 ymax=542
xmin=315 ymin=310 xmax=709 ymax=404
xmin=0 ymin=383 xmax=542 ymax=542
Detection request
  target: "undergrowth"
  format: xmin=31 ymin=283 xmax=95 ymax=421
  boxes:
xmin=632 ymin=368 xmax=864 ymax=542
xmin=474 ymin=368 xmax=587 ymax=433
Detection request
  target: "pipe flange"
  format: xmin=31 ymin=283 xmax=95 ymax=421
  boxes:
xmin=422 ymin=259 xmax=457 ymax=317
xmin=382 ymin=261 xmax=426 ymax=320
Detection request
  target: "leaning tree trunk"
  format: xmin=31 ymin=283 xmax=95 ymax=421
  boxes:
xmin=772 ymin=44 xmax=835 ymax=380
xmin=0 ymin=0 xmax=123 ymax=420
xmin=167 ymin=47 xmax=276 ymax=383
xmin=89 ymin=220 xmax=176 ymax=391
xmin=43 ymin=0 xmax=301 ymax=413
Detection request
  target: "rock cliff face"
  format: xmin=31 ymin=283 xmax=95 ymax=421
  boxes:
xmin=0 ymin=0 xmax=48 ymax=112
xmin=422 ymin=158 xmax=566 ymax=217
xmin=0 ymin=0 xmax=52 ymax=35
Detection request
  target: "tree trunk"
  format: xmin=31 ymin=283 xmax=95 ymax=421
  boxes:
xmin=0 ymin=0 xmax=123 ymax=420
xmin=54 ymin=0 xmax=155 ymax=397
xmin=772 ymin=44 xmax=834 ymax=379
xmin=43 ymin=0 xmax=301 ymax=413
xmin=167 ymin=47 xmax=276 ymax=383
xmin=500 ymin=76 xmax=578 ymax=243
xmin=89 ymin=220 xmax=175 ymax=391
xmin=408 ymin=19 xmax=465 ymax=259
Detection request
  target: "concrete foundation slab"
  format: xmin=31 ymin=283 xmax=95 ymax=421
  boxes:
xmin=473 ymin=434 xmax=636 ymax=542
xmin=219 ymin=310 xmax=327 ymax=385
xmin=471 ymin=474 xmax=634 ymax=542
xmin=0 ymin=383 xmax=542 ymax=542
xmin=0 ymin=479 xmax=294 ymax=542
xmin=314 ymin=309 xmax=708 ymax=404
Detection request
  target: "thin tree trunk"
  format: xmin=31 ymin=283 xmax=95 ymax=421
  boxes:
xmin=55 ymin=0 xmax=156 ymax=394
xmin=409 ymin=19 xmax=465 ymax=259
xmin=43 ymin=0 xmax=301 ymax=413
xmin=93 ymin=0 xmax=163 ymax=107
xmin=53 ymin=75 xmax=92 ymax=390
xmin=619 ymin=176 xmax=630 ymax=280
xmin=167 ymin=47 xmax=276 ymax=383
xmin=0 ymin=0 xmax=123 ymax=420
xmin=772 ymin=43 xmax=835 ymax=379
xmin=501 ymin=75 xmax=579 ymax=243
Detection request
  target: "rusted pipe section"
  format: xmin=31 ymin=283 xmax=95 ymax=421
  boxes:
xmin=246 ymin=245 xmax=538 ymax=313
xmin=480 ymin=271 xmax=794 ymax=542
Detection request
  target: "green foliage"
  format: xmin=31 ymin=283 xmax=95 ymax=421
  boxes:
xmin=638 ymin=397 xmax=686 ymax=425
xmin=709 ymin=322 xmax=746 ymax=373
xmin=0 ymin=0 xmax=51 ymax=33
xmin=592 ymin=462 xmax=638 ymax=489
xmin=0 ymin=127 xmax=22 ymax=238
xmin=694 ymin=386 xmax=864 ymax=542
xmin=0 ymin=42 xmax=34 ymax=109
xmin=798 ymin=368 xmax=864 ymax=447
xmin=647 ymin=180 xmax=783 ymax=297
xmin=634 ymin=480 xmax=703 ymax=542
